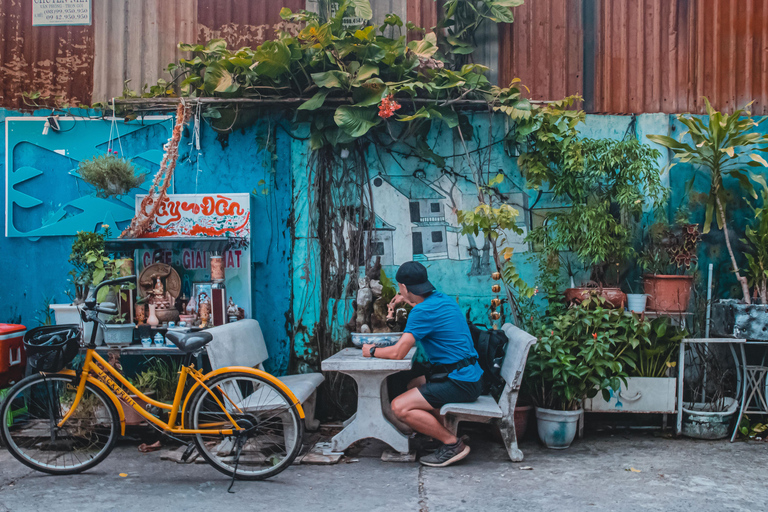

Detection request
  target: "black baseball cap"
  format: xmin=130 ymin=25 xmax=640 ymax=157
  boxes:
xmin=395 ymin=261 xmax=436 ymax=296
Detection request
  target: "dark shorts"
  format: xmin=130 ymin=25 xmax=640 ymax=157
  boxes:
xmin=418 ymin=377 xmax=483 ymax=409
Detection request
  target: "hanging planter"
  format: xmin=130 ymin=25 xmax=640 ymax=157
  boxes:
xmin=77 ymin=153 xmax=146 ymax=198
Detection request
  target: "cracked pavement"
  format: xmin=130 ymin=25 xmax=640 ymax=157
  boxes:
xmin=1 ymin=430 xmax=767 ymax=512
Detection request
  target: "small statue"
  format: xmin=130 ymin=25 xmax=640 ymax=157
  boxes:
xmin=198 ymin=292 xmax=211 ymax=328
xmin=134 ymin=303 xmax=147 ymax=325
xmin=227 ymin=297 xmax=239 ymax=322
xmin=355 ymin=278 xmax=374 ymax=333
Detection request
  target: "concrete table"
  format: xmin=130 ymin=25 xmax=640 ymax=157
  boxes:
xmin=321 ymin=347 xmax=415 ymax=454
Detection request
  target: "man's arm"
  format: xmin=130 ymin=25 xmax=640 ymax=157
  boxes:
xmin=362 ymin=332 xmax=415 ymax=360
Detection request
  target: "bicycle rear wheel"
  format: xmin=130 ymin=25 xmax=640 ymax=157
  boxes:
xmin=0 ymin=374 xmax=119 ymax=475
xmin=188 ymin=372 xmax=304 ymax=480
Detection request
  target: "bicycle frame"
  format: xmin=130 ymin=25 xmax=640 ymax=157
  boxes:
xmin=57 ymin=348 xmax=242 ymax=436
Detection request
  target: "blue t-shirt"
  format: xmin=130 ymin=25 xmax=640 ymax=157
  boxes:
xmin=404 ymin=292 xmax=483 ymax=382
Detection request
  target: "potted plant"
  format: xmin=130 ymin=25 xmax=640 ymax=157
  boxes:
xmin=77 ymin=153 xmax=146 ymax=198
xmin=125 ymin=367 xmax=159 ymax=425
xmin=583 ymin=316 xmax=682 ymax=414
xmin=712 ymin=182 xmax=768 ymax=339
xmin=648 ymin=98 xmax=768 ymax=305
xmin=50 ymin=229 xmax=108 ymax=343
xmin=526 ymin=298 xmax=634 ymax=449
xmin=93 ymin=251 xmax=136 ymax=347
xmin=519 ymin=103 xmax=665 ymax=308
xmin=638 ymin=211 xmax=701 ymax=312
xmin=680 ymin=342 xmax=739 ymax=439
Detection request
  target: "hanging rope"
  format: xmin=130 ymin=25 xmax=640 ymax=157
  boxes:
xmin=120 ymin=101 xmax=191 ymax=239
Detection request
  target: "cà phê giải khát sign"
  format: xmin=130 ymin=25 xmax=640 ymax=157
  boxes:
xmin=135 ymin=194 xmax=251 ymax=239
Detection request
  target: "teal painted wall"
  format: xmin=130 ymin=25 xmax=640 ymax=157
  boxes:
xmin=3 ymin=108 xmax=767 ymax=375
xmin=1 ymin=109 xmax=292 ymax=374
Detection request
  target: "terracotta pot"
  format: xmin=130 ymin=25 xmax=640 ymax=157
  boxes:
xmin=564 ymin=287 xmax=627 ymax=309
xmin=514 ymin=405 xmax=532 ymax=440
xmin=643 ymin=275 xmax=693 ymax=312
xmin=123 ymin=392 xmax=155 ymax=425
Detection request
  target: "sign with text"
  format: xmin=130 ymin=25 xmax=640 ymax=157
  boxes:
xmin=135 ymin=193 xmax=251 ymax=239
xmin=32 ymin=0 xmax=91 ymax=26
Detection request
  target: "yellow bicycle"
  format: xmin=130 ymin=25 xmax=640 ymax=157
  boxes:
xmin=0 ymin=276 xmax=305 ymax=480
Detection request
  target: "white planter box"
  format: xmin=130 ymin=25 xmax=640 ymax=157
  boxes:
xmin=583 ymin=377 xmax=677 ymax=413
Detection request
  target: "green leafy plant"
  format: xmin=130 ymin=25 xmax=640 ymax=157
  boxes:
xmin=458 ymin=202 xmax=534 ymax=323
xmin=130 ymin=368 xmax=159 ymax=394
xmin=647 ymin=98 xmax=768 ymax=304
xmin=69 ymin=230 xmax=107 ymax=303
xmin=738 ymin=415 xmax=767 ymax=440
xmin=436 ymin=0 xmax=523 ymax=69
xmin=638 ymin=216 xmax=702 ymax=276
xmin=124 ymin=0 xmax=530 ymax=155
xmin=742 ymin=183 xmax=768 ymax=304
xmin=526 ymin=298 xmax=639 ymax=410
xmin=142 ymin=359 xmax=181 ymax=404
xmin=77 ymin=154 xmax=146 ymax=198
xmin=516 ymin=100 xmax=665 ymax=287
xmin=634 ymin=317 xmax=683 ymax=378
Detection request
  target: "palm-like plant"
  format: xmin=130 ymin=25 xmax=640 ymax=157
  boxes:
xmin=648 ymin=98 xmax=768 ymax=304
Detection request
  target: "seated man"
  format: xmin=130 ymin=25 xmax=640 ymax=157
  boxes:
xmin=363 ymin=261 xmax=483 ymax=467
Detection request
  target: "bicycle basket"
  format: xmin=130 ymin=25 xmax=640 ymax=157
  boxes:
xmin=23 ymin=324 xmax=81 ymax=372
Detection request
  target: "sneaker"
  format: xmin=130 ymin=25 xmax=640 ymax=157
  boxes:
xmin=419 ymin=440 xmax=470 ymax=467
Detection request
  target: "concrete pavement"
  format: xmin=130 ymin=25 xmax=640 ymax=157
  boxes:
xmin=1 ymin=430 xmax=767 ymax=512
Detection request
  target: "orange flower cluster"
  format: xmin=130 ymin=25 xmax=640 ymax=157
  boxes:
xmin=378 ymin=95 xmax=401 ymax=119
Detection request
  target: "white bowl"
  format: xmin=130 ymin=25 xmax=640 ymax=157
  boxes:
xmin=350 ymin=332 xmax=403 ymax=348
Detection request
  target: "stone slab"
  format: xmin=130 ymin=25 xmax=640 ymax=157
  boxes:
xmin=321 ymin=347 xmax=416 ymax=372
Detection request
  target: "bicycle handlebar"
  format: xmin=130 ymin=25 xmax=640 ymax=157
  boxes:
xmin=84 ymin=275 xmax=136 ymax=307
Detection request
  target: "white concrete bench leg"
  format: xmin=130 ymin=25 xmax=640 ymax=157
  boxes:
xmin=302 ymin=390 xmax=321 ymax=431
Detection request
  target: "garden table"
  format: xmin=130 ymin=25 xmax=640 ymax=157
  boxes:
xmin=321 ymin=347 xmax=416 ymax=454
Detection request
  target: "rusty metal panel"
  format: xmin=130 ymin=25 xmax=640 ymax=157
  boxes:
xmin=407 ymin=0 xmax=439 ymax=36
xmin=592 ymin=0 xmax=768 ymax=115
xmin=92 ymin=0 xmax=198 ymax=104
xmin=197 ymin=0 xmax=305 ymax=50
xmin=0 ymin=0 xmax=94 ymax=109
xmin=498 ymin=0 xmax=584 ymax=99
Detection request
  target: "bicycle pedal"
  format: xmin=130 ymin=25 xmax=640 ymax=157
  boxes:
xmin=180 ymin=443 xmax=197 ymax=462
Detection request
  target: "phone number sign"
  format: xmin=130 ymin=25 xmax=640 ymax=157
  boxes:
xmin=32 ymin=0 xmax=91 ymax=27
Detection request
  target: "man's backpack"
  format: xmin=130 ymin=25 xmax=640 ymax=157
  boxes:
xmin=468 ymin=322 xmax=508 ymax=396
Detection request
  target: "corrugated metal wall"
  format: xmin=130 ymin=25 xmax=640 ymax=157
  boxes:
xmin=92 ymin=0 xmax=197 ymax=104
xmin=3 ymin=0 xmax=768 ymax=113
xmin=592 ymin=0 xmax=768 ymax=114
xmin=498 ymin=0 xmax=768 ymax=114
xmin=0 ymin=0 xmax=95 ymax=110
xmin=498 ymin=0 xmax=583 ymax=102
xmin=197 ymin=0 xmax=305 ymax=50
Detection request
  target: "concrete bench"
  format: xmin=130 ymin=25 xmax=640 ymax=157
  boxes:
xmin=440 ymin=323 xmax=537 ymax=461
xmin=206 ymin=319 xmax=324 ymax=430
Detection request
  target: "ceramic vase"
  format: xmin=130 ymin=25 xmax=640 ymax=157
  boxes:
xmin=147 ymin=304 xmax=160 ymax=327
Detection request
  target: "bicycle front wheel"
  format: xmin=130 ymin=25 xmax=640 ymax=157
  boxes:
xmin=0 ymin=374 xmax=119 ymax=475
xmin=188 ymin=372 xmax=304 ymax=480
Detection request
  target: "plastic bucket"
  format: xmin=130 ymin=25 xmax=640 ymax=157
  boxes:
xmin=627 ymin=294 xmax=648 ymax=313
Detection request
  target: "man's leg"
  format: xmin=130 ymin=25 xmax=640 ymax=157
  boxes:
xmin=391 ymin=387 xmax=457 ymax=445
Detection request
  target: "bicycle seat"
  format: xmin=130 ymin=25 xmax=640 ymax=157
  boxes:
xmin=165 ymin=331 xmax=213 ymax=353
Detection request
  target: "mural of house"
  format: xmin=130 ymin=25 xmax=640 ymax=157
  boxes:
xmin=431 ymin=171 xmax=530 ymax=261
xmin=368 ymin=174 xmax=451 ymax=265
xmin=343 ymin=207 xmax=396 ymax=266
